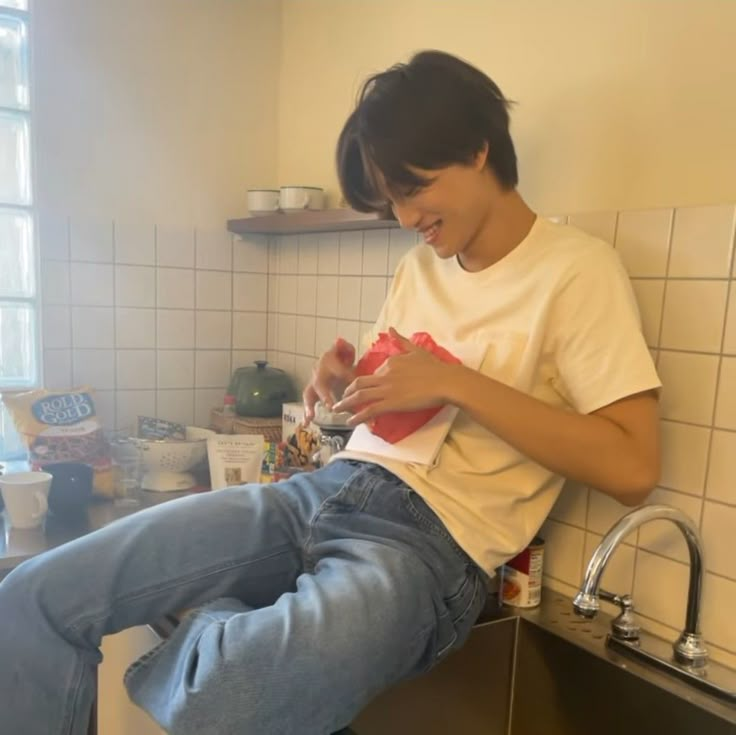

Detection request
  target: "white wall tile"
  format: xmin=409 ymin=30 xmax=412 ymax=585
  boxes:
xmin=701 ymin=573 xmax=736 ymax=653
xmin=360 ymin=277 xmax=387 ymax=321
xmin=42 ymin=305 xmax=71 ymax=349
xmin=358 ymin=321 xmax=375 ymax=352
xmin=266 ymin=313 xmax=277 ymax=351
xmin=232 ymin=351 xmax=265 ymax=369
xmin=70 ymin=217 xmax=113 ymax=263
xmin=317 ymin=232 xmax=340 ymax=274
xmin=724 ymin=282 xmax=736 ymax=355
xmin=659 ymin=280 xmax=728 ymax=352
xmin=362 ymin=230 xmax=390 ymax=275
xmin=706 ymin=430 xmax=736 ymax=504
xmin=296 ymin=275 xmax=318 ymax=316
xmin=195 ymin=311 xmax=231 ymax=349
xmin=548 ymin=481 xmax=589 ymax=527
xmin=157 ymin=309 xmax=194 ymax=349
xmin=669 ymin=204 xmax=736 ymax=278
xmin=157 ymin=268 xmax=195 ymax=309
xmin=338 ymin=276 xmax=362 ymax=321
xmin=268 ymin=238 xmax=280 ymax=274
xmin=538 ymin=520 xmax=585 ymax=585
xmin=714 ymin=356 xmax=736 ymax=429
xmin=298 ymin=233 xmax=320 ymax=274
xmin=71 ymin=307 xmax=114 ymax=349
xmin=234 ymin=273 xmax=268 ymax=312
xmin=702 ymin=501 xmax=736 ymax=579
xmin=279 ymin=235 xmax=299 ymax=274
xmin=278 ymin=274 xmax=298 ymax=314
xmin=41 ymin=260 xmax=70 ymax=305
xmin=115 ymin=265 xmax=155 ymax=308
xmin=43 ymin=349 xmax=71 ymax=390
xmin=157 ymin=350 xmax=194 ymax=389
xmin=232 ymin=312 xmax=267 ymax=350
xmin=315 ymin=317 xmax=338 ymax=355
xmin=315 ymin=275 xmax=338 ymax=318
xmin=659 ymin=420 xmax=710 ymax=495
xmin=196 ymin=270 xmax=232 ymax=311
xmin=583 ymin=532 xmax=635 ymax=611
xmin=72 ymin=349 xmax=115 ymax=390
xmin=233 ymin=234 xmax=268 ymax=273
xmin=587 ymin=491 xmax=638 ymax=543
xmin=272 ymin=351 xmax=296 ymax=376
xmin=337 ymin=320 xmax=361 ymax=352
xmin=267 ymin=274 xmax=280 ymax=313
xmin=115 ymin=390 xmax=156 ymax=431
xmin=156 ymin=225 xmax=195 ymax=268
xmin=633 ymin=549 xmax=689 ymax=630
xmin=156 ymin=389 xmax=194 ymax=426
xmin=115 ymin=308 xmax=155 ymax=349
xmin=568 ymin=211 xmax=618 ymax=244
xmin=196 ymin=228 xmax=232 ymax=271
xmin=388 ymin=229 xmax=415 ymax=274
xmin=295 ymin=316 xmax=316 ymax=356
xmin=637 ymin=487 xmax=702 ymax=564
xmin=339 ymin=231 xmax=364 ymax=274
xmin=614 ymin=209 xmax=672 ymax=277
xmin=116 ymin=350 xmax=156 ymax=390
xmin=38 ymin=210 xmax=69 ymax=261
xmin=294 ymin=355 xmax=314 ymax=393
xmin=70 ymin=263 xmax=114 ymax=306
xmin=195 ymin=350 xmax=231 ymax=389
xmin=194 ymin=388 xmax=223 ymax=427
xmin=277 ymin=314 xmax=297 ymax=353
xmin=92 ymin=390 xmax=115 ymax=430
xmin=657 ymin=351 xmax=719 ymax=424
xmin=114 ymin=221 xmax=155 ymax=266
xmin=629 ymin=279 xmax=664 ymax=347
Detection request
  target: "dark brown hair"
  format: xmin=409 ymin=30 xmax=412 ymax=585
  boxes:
xmin=336 ymin=50 xmax=518 ymax=213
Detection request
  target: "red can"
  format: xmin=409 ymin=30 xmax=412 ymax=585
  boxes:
xmin=502 ymin=536 xmax=545 ymax=608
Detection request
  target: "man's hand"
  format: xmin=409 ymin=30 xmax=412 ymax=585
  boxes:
xmin=333 ymin=328 xmax=459 ymax=426
xmin=303 ymin=338 xmax=357 ymax=422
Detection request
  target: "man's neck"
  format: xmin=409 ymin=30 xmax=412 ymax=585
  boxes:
xmin=457 ymin=190 xmax=537 ymax=273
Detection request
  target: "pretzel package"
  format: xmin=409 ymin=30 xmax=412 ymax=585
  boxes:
xmin=3 ymin=387 xmax=114 ymax=497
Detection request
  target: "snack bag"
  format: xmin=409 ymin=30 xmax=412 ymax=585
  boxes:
xmin=2 ymin=387 xmax=115 ymax=497
xmin=354 ymin=331 xmax=461 ymax=444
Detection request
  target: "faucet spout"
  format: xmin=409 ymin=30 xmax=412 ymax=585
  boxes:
xmin=573 ymin=504 xmax=707 ymax=667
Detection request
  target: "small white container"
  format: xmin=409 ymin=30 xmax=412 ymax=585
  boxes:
xmin=279 ymin=186 xmax=325 ymax=212
xmin=247 ymin=189 xmax=280 ymax=216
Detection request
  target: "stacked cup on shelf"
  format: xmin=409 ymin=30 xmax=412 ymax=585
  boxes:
xmin=247 ymin=186 xmax=325 ymax=216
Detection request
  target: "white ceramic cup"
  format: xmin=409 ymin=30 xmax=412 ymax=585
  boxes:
xmin=247 ymin=189 xmax=280 ymax=216
xmin=0 ymin=471 xmax=52 ymax=529
xmin=279 ymin=186 xmax=325 ymax=212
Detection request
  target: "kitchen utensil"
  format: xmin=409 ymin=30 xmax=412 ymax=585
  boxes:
xmin=227 ymin=361 xmax=298 ymax=418
xmin=137 ymin=426 xmax=215 ymax=492
xmin=279 ymin=186 xmax=325 ymax=212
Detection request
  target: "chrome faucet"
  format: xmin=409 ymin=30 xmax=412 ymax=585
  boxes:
xmin=573 ymin=504 xmax=708 ymax=668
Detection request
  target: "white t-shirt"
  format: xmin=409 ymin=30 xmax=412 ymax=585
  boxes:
xmin=336 ymin=217 xmax=662 ymax=574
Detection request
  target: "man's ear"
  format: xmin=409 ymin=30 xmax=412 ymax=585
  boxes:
xmin=473 ymin=143 xmax=489 ymax=171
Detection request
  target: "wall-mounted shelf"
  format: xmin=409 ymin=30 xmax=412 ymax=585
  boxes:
xmin=227 ymin=208 xmax=400 ymax=236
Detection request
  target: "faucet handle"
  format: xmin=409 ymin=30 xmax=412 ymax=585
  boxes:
xmin=599 ymin=589 xmax=640 ymax=642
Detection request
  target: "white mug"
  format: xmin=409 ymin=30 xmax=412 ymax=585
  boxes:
xmin=247 ymin=189 xmax=280 ymax=216
xmin=0 ymin=471 xmax=52 ymax=529
xmin=279 ymin=186 xmax=325 ymax=212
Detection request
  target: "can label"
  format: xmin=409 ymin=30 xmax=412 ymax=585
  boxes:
xmin=502 ymin=536 xmax=544 ymax=608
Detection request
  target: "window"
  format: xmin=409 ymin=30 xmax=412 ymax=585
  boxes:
xmin=1 ymin=0 xmax=35 ymax=459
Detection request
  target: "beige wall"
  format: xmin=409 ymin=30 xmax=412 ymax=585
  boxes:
xmin=33 ymin=0 xmax=282 ymax=225
xmin=278 ymin=0 xmax=736 ymax=214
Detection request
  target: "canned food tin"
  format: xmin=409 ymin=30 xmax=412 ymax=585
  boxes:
xmin=502 ymin=536 xmax=544 ymax=608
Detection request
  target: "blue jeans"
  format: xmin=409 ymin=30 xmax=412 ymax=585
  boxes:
xmin=0 ymin=460 xmax=488 ymax=735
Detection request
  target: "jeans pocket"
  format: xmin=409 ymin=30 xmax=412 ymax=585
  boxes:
xmin=435 ymin=566 xmax=484 ymax=659
xmin=401 ymin=489 xmax=469 ymax=562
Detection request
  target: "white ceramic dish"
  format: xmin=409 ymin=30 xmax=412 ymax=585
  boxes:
xmin=247 ymin=189 xmax=280 ymax=216
xmin=279 ymin=186 xmax=325 ymax=212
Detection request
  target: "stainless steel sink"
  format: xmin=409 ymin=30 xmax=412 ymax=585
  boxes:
xmin=351 ymin=591 xmax=736 ymax=735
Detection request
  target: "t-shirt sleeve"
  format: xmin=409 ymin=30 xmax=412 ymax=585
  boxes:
xmin=549 ymin=245 xmax=662 ymax=414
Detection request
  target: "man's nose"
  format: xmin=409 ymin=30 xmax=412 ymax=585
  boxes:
xmin=391 ymin=201 xmax=422 ymax=230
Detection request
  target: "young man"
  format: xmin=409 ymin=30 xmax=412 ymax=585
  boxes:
xmin=0 ymin=50 xmax=660 ymax=735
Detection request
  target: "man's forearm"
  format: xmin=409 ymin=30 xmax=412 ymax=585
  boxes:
xmin=444 ymin=364 xmax=658 ymax=503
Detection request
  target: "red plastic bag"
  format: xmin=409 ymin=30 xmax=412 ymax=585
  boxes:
xmin=354 ymin=331 xmax=461 ymax=443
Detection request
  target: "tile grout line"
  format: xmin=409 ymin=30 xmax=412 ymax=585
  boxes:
xmin=153 ymin=224 xmax=159 ymax=422
xmin=192 ymin=226 xmax=197 ymax=424
xmin=65 ymin=215 xmax=73 ymax=395
xmin=110 ymin=219 xmax=119 ymax=428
